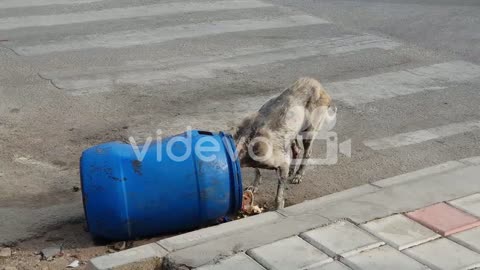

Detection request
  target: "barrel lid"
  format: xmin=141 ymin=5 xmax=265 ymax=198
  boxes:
xmin=220 ymin=132 xmax=243 ymax=213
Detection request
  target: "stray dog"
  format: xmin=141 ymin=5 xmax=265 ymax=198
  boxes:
xmin=234 ymin=78 xmax=337 ymax=209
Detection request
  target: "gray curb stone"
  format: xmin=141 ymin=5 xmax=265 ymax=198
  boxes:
xmin=86 ymin=243 xmax=168 ymax=270
xmin=158 ymin=212 xmax=283 ymax=252
xmin=372 ymin=161 xmax=465 ymax=188
xmin=278 ymin=184 xmax=380 ymax=217
xmin=460 ymin=156 xmax=480 ymax=166
xmin=196 ymin=253 xmax=266 ymax=270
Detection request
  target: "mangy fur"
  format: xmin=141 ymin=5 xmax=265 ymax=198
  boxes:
xmin=234 ymin=77 xmax=337 ymax=209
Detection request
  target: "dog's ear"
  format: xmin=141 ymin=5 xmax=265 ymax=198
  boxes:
xmin=235 ymin=137 xmax=248 ymax=160
xmin=226 ymin=120 xmax=238 ymax=136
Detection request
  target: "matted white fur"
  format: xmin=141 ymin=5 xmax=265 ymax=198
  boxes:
xmin=234 ymin=78 xmax=336 ymax=209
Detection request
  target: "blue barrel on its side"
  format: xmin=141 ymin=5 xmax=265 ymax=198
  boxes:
xmin=80 ymin=130 xmax=242 ymax=240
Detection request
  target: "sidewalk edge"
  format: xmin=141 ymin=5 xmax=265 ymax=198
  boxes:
xmin=87 ymin=157 xmax=480 ymax=269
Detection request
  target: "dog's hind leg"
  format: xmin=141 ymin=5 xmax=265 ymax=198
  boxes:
xmin=291 ymin=136 xmax=313 ymax=184
xmin=275 ymin=164 xmax=289 ymax=209
xmin=252 ymin=168 xmax=262 ymax=193
xmin=291 ymin=105 xmax=336 ymax=184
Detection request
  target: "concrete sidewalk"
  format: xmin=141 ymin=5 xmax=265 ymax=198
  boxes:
xmin=87 ymin=156 xmax=480 ymax=270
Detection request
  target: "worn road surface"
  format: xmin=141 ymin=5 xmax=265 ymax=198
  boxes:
xmin=1 ymin=0 xmax=479 ymax=244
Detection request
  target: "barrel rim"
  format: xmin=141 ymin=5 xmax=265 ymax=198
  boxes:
xmin=220 ymin=131 xmax=243 ymax=213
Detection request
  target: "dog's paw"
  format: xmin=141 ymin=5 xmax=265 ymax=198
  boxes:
xmin=290 ymin=175 xmax=303 ymax=184
xmin=276 ymin=199 xmax=285 ymax=209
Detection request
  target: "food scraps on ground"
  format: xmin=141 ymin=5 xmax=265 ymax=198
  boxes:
xmin=40 ymin=246 xmax=62 ymax=261
xmin=67 ymin=260 xmax=80 ymax=268
xmin=240 ymin=189 xmax=264 ymax=216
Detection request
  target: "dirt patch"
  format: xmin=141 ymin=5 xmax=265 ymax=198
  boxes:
xmin=1 ymin=223 xmax=169 ymax=270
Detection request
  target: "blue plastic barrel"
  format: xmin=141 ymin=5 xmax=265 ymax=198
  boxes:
xmin=80 ymin=130 xmax=243 ymax=240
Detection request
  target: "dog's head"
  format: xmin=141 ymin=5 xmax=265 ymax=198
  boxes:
xmin=306 ymin=99 xmax=337 ymax=132
xmin=234 ymin=136 xmax=248 ymax=162
xmin=322 ymin=103 xmax=337 ymax=131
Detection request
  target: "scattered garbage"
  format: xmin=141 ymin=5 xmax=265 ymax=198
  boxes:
xmin=67 ymin=260 xmax=80 ymax=268
xmin=113 ymin=241 xmax=127 ymax=251
xmin=72 ymin=186 xmax=80 ymax=192
xmin=0 ymin=247 xmax=12 ymax=257
xmin=240 ymin=189 xmax=264 ymax=216
xmin=216 ymin=216 xmax=233 ymax=224
xmin=40 ymin=246 xmax=62 ymax=261
xmin=69 ymin=254 xmax=80 ymax=259
xmin=107 ymin=241 xmax=133 ymax=253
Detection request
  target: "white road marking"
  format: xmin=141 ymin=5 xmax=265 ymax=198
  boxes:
xmin=0 ymin=0 xmax=103 ymax=9
xmin=14 ymin=15 xmax=329 ymax=55
xmin=0 ymin=0 xmax=273 ymax=30
xmin=41 ymin=34 xmax=399 ymax=95
xmin=364 ymin=120 xmax=480 ymax=150
xmin=328 ymin=61 xmax=480 ymax=106
xmin=43 ymin=34 xmax=399 ymax=80
xmin=14 ymin=156 xmax=61 ymax=170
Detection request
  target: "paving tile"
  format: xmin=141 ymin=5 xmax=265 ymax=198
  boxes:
xmin=449 ymin=193 xmax=480 ymax=218
xmin=167 ymin=214 xmax=330 ymax=268
xmin=247 ymin=236 xmax=333 ymax=270
xmin=305 ymin=261 xmax=351 ymax=270
xmin=196 ymin=253 xmax=265 ymax=270
xmin=449 ymin=226 xmax=480 ymax=253
xmin=405 ymin=202 xmax=480 ymax=236
xmin=361 ymin=214 xmax=440 ymax=250
xmin=341 ymin=245 xmax=428 ymax=270
xmin=404 ymin=238 xmax=480 ymax=270
xmin=300 ymin=221 xmax=384 ymax=257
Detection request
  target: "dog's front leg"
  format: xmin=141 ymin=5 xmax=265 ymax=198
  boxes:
xmin=252 ymin=168 xmax=262 ymax=193
xmin=275 ymin=165 xmax=289 ymax=209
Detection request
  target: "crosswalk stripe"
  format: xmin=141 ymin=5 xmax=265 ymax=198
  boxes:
xmin=0 ymin=0 xmax=103 ymax=9
xmin=0 ymin=0 xmax=273 ymax=30
xmin=14 ymin=15 xmax=329 ymax=56
xmin=364 ymin=120 xmax=480 ymax=150
xmin=328 ymin=61 xmax=480 ymax=106
xmin=42 ymin=34 xmax=399 ymax=95
xmin=45 ymin=34 xmax=400 ymax=79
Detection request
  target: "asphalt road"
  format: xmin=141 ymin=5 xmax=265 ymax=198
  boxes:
xmin=1 ymin=0 xmax=479 ymax=244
